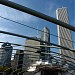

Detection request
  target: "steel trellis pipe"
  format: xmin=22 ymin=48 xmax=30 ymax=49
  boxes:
xmin=0 ymin=30 xmax=74 ymax=52
xmin=0 ymin=0 xmax=75 ymax=31
xmin=1 ymin=46 xmax=75 ymax=63
xmin=0 ymin=15 xmax=75 ymax=44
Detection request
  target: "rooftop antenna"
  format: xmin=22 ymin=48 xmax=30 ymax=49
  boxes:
xmin=62 ymin=0 xmax=64 ymax=8
xmin=37 ymin=25 xmax=39 ymax=38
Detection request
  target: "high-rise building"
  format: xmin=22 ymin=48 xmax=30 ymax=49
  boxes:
xmin=56 ymin=7 xmax=74 ymax=63
xmin=41 ymin=27 xmax=50 ymax=61
xmin=0 ymin=42 xmax=13 ymax=67
xmin=23 ymin=37 xmax=40 ymax=67
xmin=41 ymin=27 xmax=50 ymax=42
xmin=14 ymin=50 xmax=24 ymax=69
xmin=13 ymin=50 xmax=31 ymax=75
xmin=13 ymin=50 xmax=24 ymax=75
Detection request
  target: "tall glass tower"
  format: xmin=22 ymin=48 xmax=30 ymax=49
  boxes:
xmin=56 ymin=7 xmax=74 ymax=63
xmin=0 ymin=42 xmax=13 ymax=67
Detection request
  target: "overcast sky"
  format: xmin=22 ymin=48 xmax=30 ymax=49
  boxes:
xmin=0 ymin=0 xmax=75 ymax=51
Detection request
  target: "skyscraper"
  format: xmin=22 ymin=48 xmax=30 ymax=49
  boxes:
xmin=41 ymin=27 xmax=50 ymax=61
xmin=13 ymin=50 xmax=24 ymax=75
xmin=14 ymin=50 xmax=31 ymax=75
xmin=41 ymin=27 xmax=50 ymax=42
xmin=14 ymin=50 xmax=24 ymax=69
xmin=23 ymin=37 xmax=40 ymax=69
xmin=56 ymin=7 xmax=74 ymax=63
xmin=0 ymin=42 xmax=13 ymax=67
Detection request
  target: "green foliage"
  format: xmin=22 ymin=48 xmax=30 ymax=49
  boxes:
xmin=0 ymin=66 xmax=12 ymax=74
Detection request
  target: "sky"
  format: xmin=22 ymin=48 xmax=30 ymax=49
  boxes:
xmin=0 ymin=0 xmax=75 ymax=53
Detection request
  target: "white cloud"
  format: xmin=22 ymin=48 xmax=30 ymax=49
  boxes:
xmin=0 ymin=4 xmax=38 ymax=23
xmin=47 ymin=2 xmax=56 ymax=17
xmin=9 ymin=0 xmax=14 ymax=1
xmin=0 ymin=27 xmax=8 ymax=31
xmin=0 ymin=28 xmax=23 ymax=44
xmin=0 ymin=1 xmax=56 ymax=23
xmin=0 ymin=33 xmax=24 ymax=47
